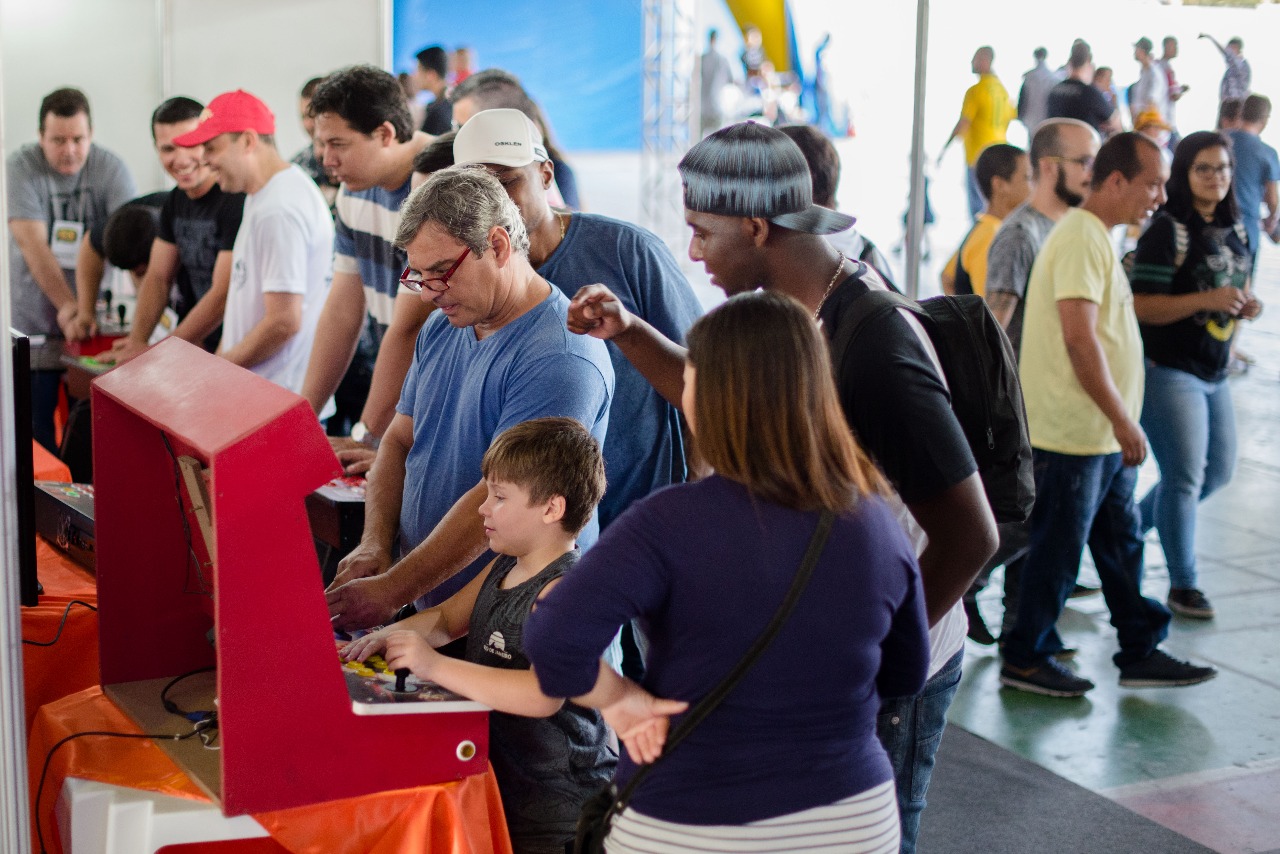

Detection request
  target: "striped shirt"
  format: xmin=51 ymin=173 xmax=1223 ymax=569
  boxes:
xmin=333 ymin=180 xmax=412 ymax=328
xmin=606 ymin=780 xmax=899 ymax=853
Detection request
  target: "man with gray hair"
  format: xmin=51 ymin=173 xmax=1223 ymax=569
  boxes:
xmin=324 ymin=164 xmax=614 ymax=630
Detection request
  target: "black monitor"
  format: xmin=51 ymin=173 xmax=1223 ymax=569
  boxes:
xmin=10 ymin=329 xmax=38 ymax=606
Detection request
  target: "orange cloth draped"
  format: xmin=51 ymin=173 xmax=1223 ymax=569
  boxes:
xmin=22 ymin=539 xmax=99 ymax=732
xmin=32 ymin=440 xmax=71 ymax=482
xmin=29 ymin=687 xmax=514 ymax=854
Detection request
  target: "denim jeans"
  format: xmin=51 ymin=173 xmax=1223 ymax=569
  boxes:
xmin=964 ymin=166 xmax=986 ymax=222
xmin=1138 ymin=364 xmax=1237 ymax=590
xmin=1002 ymin=450 xmax=1171 ymax=669
xmin=877 ymin=649 xmax=963 ymax=854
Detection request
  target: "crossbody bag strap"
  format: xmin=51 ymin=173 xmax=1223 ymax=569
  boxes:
xmin=611 ymin=509 xmax=836 ymax=806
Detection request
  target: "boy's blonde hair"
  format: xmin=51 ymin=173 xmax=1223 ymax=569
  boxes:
xmin=481 ymin=417 xmax=606 ymax=535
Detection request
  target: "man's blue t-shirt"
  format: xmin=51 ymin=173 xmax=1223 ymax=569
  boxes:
xmin=1227 ymin=129 xmax=1280 ymax=257
xmin=396 ymin=285 xmax=614 ymax=604
xmin=539 ymin=213 xmax=703 ymax=528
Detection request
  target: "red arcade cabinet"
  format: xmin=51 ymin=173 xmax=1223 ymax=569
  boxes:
xmin=91 ymin=337 xmax=488 ymax=815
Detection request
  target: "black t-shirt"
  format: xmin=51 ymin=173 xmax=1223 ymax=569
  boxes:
xmin=88 ymin=190 xmax=168 ymax=257
xmin=819 ymin=269 xmax=977 ymax=504
xmin=422 ymin=96 xmax=453 ymax=135
xmin=1046 ymin=78 xmax=1114 ymax=131
xmin=157 ymin=184 xmax=244 ymax=321
xmin=1131 ymin=209 xmax=1251 ymax=382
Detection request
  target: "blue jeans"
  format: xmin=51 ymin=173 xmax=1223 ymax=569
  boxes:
xmin=877 ymin=649 xmax=962 ymax=854
xmin=31 ymin=370 xmax=63 ymax=454
xmin=1002 ymin=450 xmax=1171 ymax=669
xmin=1138 ymin=364 xmax=1236 ymax=590
xmin=965 ymin=166 xmax=986 ymax=222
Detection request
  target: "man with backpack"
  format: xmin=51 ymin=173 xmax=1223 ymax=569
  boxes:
xmin=1000 ymin=132 xmax=1217 ymax=698
xmin=564 ymin=121 xmax=999 ymax=853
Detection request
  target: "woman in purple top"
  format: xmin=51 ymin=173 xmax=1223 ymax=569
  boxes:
xmin=524 ymin=291 xmax=929 ymax=853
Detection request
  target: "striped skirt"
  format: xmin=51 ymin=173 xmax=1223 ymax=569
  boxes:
xmin=604 ymin=779 xmax=899 ymax=853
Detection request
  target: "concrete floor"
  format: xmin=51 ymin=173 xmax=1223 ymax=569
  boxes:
xmin=950 ymin=244 xmax=1280 ymax=854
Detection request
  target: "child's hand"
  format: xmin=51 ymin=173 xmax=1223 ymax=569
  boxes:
xmin=601 ymin=683 xmax=689 ymax=765
xmin=340 ymin=630 xmax=387 ymax=663
xmin=383 ymin=629 xmax=440 ymax=681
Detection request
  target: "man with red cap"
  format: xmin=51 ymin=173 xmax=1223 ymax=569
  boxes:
xmin=174 ymin=90 xmax=334 ymax=398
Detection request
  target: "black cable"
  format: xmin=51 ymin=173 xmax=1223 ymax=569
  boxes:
xmin=21 ymin=600 xmax=98 ymax=646
xmin=160 ymin=665 xmax=217 ymax=722
xmin=34 ymin=719 xmax=217 ymax=854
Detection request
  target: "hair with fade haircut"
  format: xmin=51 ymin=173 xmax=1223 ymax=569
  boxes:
xmin=1029 ymin=118 xmax=1094 ymax=177
xmin=1068 ymin=40 xmax=1092 ymax=70
xmin=975 ymin=143 xmax=1025 ymax=200
xmin=416 ymin=45 xmax=449 ymax=78
xmin=395 ymin=163 xmax=530 ymax=256
xmin=1218 ymin=97 xmax=1243 ymax=129
xmin=150 ymin=97 xmax=203 ymax=140
xmin=40 ymin=88 xmax=91 ymax=131
xmin=778 ymin=123 xmax=841 ymax=209
xmin=1090 ymin=131 xmax=1161 ymax=190
xmin=103 ymin=205 xmax=159 ymax=271
xmin=1242 ymin=93 xmax=1271 ymax=125
xmin=685 ymin=291 xmax=890 ymax=513
xmin=300 ymin=76 xmax=325 ymax=99
xmin=308 ymin=64 xmax=414 ymax=143
xmin=413 ymin=129 xmax=456 ymax=176
xmin=482 ymin=417 xmax=606 ymax=535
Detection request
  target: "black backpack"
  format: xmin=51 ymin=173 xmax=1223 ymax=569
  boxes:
xmin=830 ymin=289 xmax=1034 ymax=524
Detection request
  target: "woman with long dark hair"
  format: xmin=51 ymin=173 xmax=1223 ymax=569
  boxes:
xmin=1131 ymin=130 xmax=1263 ymax=619
xmin=525 ymin=291 xmax=929 ymax=853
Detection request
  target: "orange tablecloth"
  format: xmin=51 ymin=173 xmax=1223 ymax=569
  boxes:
xmin=29 ymin=687 xmax=514 ymax=854
xmin=22 ymin=539 xmax=99 ymax=733
xmin=32 ymin=440 xmax=71 ymax=482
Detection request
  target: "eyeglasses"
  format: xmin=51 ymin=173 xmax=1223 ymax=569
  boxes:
xmin=1050 ymin=155 xmax=1096 ymax=169
xmin=400 ymin=247 xmax=471 ymax=293
xmin=1191 ymin=163 xmax=1233 ymax=178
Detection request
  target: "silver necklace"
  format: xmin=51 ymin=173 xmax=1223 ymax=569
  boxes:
xmin=814 ymin=252 xmax=846 ymax=319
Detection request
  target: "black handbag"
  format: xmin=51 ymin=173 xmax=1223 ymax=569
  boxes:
xmin=572 ymin=510 xmax=836 ymax=853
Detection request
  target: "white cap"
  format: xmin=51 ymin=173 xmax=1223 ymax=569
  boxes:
xmin=453 ymin=108 xmax=550 ymax=168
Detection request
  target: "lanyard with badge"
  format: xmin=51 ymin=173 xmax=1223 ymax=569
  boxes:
xmin=47 ymin=172 xmax=87 ymax=269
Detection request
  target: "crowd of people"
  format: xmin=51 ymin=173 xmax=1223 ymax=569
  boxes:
xmin=6 ymin=26 xmax=1269 ymax=854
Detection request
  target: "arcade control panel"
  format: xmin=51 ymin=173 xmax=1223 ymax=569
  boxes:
xmin=338 ymin=642 xmax=487 ymax=716
xmin=35 ymin=481 xmax=95 ymax=571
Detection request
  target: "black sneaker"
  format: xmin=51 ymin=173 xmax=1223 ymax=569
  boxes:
xmin=1068 ymin=583 xmax=1100 ymax=599
xmin=1167 ymin=588 xmax=1215 ymax=619
xmin=1119 ymin=649 xmax=1218 ymax=688
xmin=964 ymin=597 xmax=997 ymax=645
xmin=1000 ymin=659 xmax=1095 ymax=697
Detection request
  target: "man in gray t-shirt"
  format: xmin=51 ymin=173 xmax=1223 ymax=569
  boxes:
xmin=985 ymin=118 xmax=1097 ymax=356
xmin=7 ymin=87 xmax=135 ymax=448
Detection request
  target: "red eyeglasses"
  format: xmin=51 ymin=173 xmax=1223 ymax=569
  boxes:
xmin=400 ymin=247 xmax=471 ymax=293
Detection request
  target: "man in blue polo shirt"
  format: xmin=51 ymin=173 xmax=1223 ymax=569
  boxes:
xmin=325 ymin=165 xmax=614 ymax=630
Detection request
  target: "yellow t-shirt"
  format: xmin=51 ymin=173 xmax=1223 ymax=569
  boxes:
xmin=961 ymin=74 xmax=1013 ymax=166
xmin=1018 ymin=208 xmax=1144 ymax=456
xmin=942 ymin=213 xmax=1001 ymax=296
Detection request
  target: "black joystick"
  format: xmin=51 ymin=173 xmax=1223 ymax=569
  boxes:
xmin=394 ymin=668 xmax=409 ymax=693
xmin=102 ymin=289 xmax=113 ymax=325
xmin=117 ymin=303 xmax=127 ymax=328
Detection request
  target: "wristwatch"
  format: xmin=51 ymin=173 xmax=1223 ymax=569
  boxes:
xmin=351 ymin=421 xmax=380 ymax=450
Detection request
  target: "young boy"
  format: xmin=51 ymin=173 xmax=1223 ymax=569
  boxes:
xmin=342 ymin=417 xmax=616 ymax=854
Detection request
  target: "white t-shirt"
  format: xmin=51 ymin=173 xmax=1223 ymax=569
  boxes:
xmin=222 ymin=165 xmax=334 ymax=396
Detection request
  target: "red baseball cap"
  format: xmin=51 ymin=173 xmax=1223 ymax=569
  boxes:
xmin=173 ymin=90 xmax=275 ymax=146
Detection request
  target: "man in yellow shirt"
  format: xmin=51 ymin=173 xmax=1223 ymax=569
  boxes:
xmin=942 ymin=46 xmax=1013 ymax=220
xmin=941 ymin=143 xmax=1030 ymax=296
xmin=1001 ymin=132 xmax=1217 ymax=698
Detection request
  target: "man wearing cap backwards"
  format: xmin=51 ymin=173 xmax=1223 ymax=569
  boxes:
xmin=324 ymin=165 xmax=613 ymax=626
xmin=174 ymin=90 xmax=334 ymax=398
xmin=567 ymin=121 xmax=997 ymax=852
xmin=297 ymin=65 xmax=433 ymax=449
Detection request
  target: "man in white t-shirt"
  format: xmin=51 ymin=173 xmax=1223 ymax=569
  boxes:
xmin=174 ymin=90 xmax=333 ymax=397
